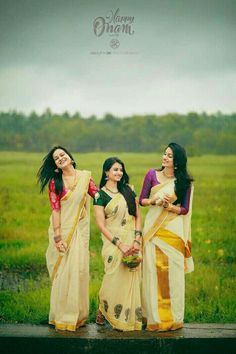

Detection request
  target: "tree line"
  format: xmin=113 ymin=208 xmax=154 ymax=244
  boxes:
xmin=0 ymin=110 xmax=235 ymax=154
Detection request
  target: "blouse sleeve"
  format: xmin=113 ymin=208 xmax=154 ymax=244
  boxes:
xmin=48 ymin=179 xmax=61 ymax=211
xmin=93 ymin=191 xmax=106 ymax=207
xmin=88 ymin=177 xmax=99 ymax=198
xmin=139 ymin=169 xmax=154 ymax=204
xmin=179 ymin=186 xmax=191 ymax=215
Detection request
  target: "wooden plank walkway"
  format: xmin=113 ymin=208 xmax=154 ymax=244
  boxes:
xmin=0 ymin=323 xmax=235 ymax=354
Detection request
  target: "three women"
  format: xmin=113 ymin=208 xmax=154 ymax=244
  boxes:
xmin=38 ymin=142 xmax=193 ymax=332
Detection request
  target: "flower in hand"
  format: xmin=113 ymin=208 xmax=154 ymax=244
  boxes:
xmin=122 ymin=254 xmax=142 ymax=269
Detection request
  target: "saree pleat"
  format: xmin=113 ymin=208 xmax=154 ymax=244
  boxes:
xmin=98 ymin=193 xmax=142 ymax=331
xmin=46 ymin=170 xmax=91 ymax=331
xmin=142 ymin=180 xmax=194 ymax=331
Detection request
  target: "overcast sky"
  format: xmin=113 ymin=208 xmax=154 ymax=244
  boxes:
xmin=0 ymin=0 xmax=235 ymax=116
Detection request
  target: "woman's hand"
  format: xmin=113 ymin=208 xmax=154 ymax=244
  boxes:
xmin=55 ymin=240 xmax=67 ymax=253
xmin=132 ymin=240 xmax=141 ymax=254
xmin=162 ymin=193 xmax=172 ymax=207
xmin=163 ymin=193 xmax=171 ymax=203
xmin=150 ymin=196 xmax=163 ymax=206
xmin=118 ymin=243 xmax=132 ymax=256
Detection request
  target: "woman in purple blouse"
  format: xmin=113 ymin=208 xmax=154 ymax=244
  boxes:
xmin=140 ymin=142 xmax=194 ymax=331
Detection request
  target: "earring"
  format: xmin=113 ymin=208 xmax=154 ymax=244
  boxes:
xmin=71 ymin=160 xmax=74 ymax=164
xmin=174 ymin=166 xmax=177 ymax=170
xmin=54 ymin=168 xmax=59 ymax=173
xmin=105 ymin=175 xmax=109 ymax=180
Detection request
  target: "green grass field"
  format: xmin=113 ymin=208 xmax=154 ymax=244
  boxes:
xmin=0 ymin=152 xmax=235 ymax=324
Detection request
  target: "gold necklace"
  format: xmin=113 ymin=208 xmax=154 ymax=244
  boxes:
xmin=162 ymin=170 xmax=174 ymax=178
xmin=105 ymin=186 xmax=119 ymax=194
xmin=63 ymin=171 xmax=78 ymax=191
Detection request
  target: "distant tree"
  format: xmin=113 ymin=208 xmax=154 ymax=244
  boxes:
xmin=0 ymin=111 xmax=235 ymax=154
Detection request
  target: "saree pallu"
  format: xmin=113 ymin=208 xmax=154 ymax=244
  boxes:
xmin=98 ymin=193 xmax=142 ymax=331
xmin=46 ymin=170 xmax=91 ymax=331
xmin=142 ymin=180 xmax=194 ymax=331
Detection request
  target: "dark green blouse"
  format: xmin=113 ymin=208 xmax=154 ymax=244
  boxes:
xmin=93 ymin=189 xmax=112 ymax=208
xmin=93 ymin=188 xmax=136 ymax=208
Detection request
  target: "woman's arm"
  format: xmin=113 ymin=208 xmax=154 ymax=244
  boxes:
xmin=139 ymin=169 xmax=162 ymax=207
xmin=164 ymin=203 xmax=181 ymax=214
xmin=141 ymin=197 xmax=164 ymax=207
xmin=94 ymin=205 xmax=132 ymax=256
xmin=48 ymin=180 xmax=67 ymax=251
xmin=52 ymin=209 xmax=61 ymax=240
xmin=163 ymin=186 xmax=192 ymax=215
xmin=51 ymin=210 xmax=67 ymax=251
xmin=132 ymin=200 xmax=142 ymax=253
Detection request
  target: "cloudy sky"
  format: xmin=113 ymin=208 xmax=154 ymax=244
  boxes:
xmin=0 ymin=0 xmax=235 ymax=116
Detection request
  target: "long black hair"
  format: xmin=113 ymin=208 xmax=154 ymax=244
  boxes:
xmin=37 ymin=146 xmax=76 ymax=195
xmin=160 ymin=142 xmax=193 ymax=203
xmin=100 ymin=157 xmax=137 ymax=217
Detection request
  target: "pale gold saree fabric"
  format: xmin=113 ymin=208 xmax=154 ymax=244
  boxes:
xmin=46 ymin=170 xmax=91 ymax=331
xmin=142 ymin=180 xmax=194 ymax=331
xmin=98 ymin=192 xmax=142 ymax=331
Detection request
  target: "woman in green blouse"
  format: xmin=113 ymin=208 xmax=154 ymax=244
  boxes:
xmin=93 ymin=157 xmax=142 ymax=331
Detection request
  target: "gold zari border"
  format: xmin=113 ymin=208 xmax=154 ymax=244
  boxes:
xmin=146 ymin=246 xmax=183 ymax=332
xmin=147 ymin=322 xmax=183 ymax=331
xmin=156 ymin=246 xmax=173 ymax=326
xmin=154 ymin=228 xmax=185 ymax=256
xmin=143 ymin=210 xmax=178 ymax=246
xmin=49 ymin=318 xmax=86 ymax=331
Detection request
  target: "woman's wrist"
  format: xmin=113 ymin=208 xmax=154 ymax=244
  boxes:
xmin=53 ymin=225 xmax=60 ymax=232
xmin=134 ymin=239 xmax=141 ymax=246
xmin=163 ymin=203 xmax=174 ymax=211
xmin=111 ymin=236 xmax=120 ymax=246
xmin=150 ymin=197 xmax=163 ymax=206
xmin=54 ymin=235 xmax=62 ymax=243
xmin=117 ymin=240 xmax=122 ymax=249
xmin=149 ymin=198 xmax=155 ymax=205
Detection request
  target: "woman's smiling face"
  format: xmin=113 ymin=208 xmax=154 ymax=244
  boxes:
xmin=53 ymin=148 xmax=72 ymax=169
xmin=162 ymin=147 xmax=174 ymax=169
xmin=106 ymin=162 xmax=123 ymax=182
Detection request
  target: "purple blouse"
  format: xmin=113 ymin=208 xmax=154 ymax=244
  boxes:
xmin=139 ymin=169 xmax=191 ymax=215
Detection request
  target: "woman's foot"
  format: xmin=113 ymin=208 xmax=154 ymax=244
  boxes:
xmin=96 ymin=310 xmax=105 ymax=325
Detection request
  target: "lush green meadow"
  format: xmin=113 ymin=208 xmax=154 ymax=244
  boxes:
xmin=0 ymin=152 xmax=235 ymax=324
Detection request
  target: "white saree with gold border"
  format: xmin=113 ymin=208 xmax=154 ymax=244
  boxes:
xmin=46 ymin=170 xmax=91 ymax=331
xmin=98 ymin=192 xmax=142 ymax=331
xmin=142 ymin=180 xmax=194 ymax=331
